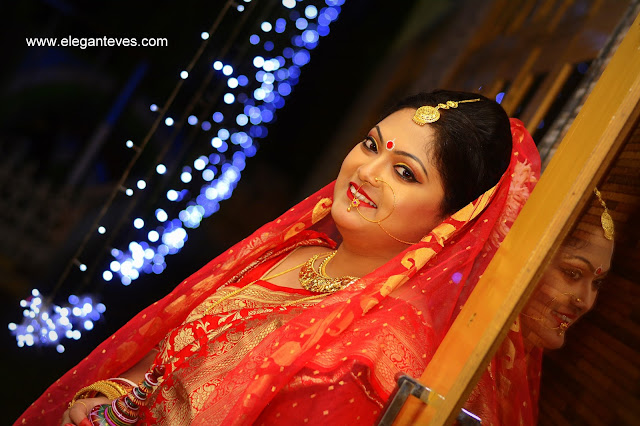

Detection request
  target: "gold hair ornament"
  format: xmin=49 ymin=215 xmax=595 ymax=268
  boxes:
xmin=593 ymin=188 xmax=614 ymax=241
xmin=412 ymin=99 xmax=481 ymax=125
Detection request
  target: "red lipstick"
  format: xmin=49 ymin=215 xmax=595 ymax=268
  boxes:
xmin=347 ymin=182 xmax=377 ymax=209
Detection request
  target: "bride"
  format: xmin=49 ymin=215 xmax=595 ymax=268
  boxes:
xmin=17 ymin=90 xmax=542 ymax=426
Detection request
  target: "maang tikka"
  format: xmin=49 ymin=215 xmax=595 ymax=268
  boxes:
xmin=412 ymin=98 xmax=481 ymax=125
xmin=593 ymin=188 xmax=614 ymax=241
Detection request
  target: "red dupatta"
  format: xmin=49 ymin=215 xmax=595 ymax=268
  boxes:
xmin=16 ymin=119 xmax=540 ymax=426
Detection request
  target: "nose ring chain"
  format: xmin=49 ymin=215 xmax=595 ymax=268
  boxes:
xmin=348 ymin=178 xmax=419 ymax=245
xmin=521 ymin=292 xmax=580 ymax=336
xmin=348 ymin=179 xmax=394 ymax=223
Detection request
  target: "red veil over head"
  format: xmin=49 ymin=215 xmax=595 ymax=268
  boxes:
xmin=17 ymin=119 xmax=540 ymax=426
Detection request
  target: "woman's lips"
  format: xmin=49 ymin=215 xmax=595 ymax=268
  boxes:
xmin=347 ymin=182 xmax=377 ymax=208
xmin=550 ymin=310 xmax=576 ymax=327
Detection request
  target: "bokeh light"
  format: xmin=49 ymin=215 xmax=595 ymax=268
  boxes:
xmin=12 ymin=0 xmax=345 ymax=349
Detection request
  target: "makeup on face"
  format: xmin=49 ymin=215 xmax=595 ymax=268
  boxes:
xmin=331 ymin=109 xmax=446 ymax=249
xmin=373 ymin=125 xmax=429 ymax=181
xmin=347 ymin=181 xmax=377 ymax=211
xmin=520 ymin=229 xmax=614 ymax=349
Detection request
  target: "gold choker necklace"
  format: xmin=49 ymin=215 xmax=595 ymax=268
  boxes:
xmin=299 ymin=251 xmax=358 ymax=293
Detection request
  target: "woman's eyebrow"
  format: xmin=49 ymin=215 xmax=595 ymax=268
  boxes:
xmin=565 ymin=254 xmax=598 ymax=274
xmin=375 ymin=125 xmax=385 ymax=144
xmin=374 ymin=125 xmax=429 ymax=179
xmin=396 ymin=150 xmax=428 ymax=178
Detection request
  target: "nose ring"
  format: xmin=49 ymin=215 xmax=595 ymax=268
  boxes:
xmin=522 ymin=291 xmax=578 ymax=336
xmin=348 ymin=179 xmax=395 ymax=223
xmin=348 ymin=178 xmax=419 ymax=245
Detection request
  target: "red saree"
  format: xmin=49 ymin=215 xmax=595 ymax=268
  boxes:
xmin=16 ymin=119 xmax=540 ymax=426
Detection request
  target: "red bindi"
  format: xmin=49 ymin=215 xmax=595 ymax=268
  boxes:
xmin=386 ymin=139 xmax=395 ymax=150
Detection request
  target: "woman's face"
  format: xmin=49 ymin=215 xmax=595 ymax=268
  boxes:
xmin=521 ymin=228 xmax=614 ymax=349
xmin=331 ymin=109 xmax=446 ymax=254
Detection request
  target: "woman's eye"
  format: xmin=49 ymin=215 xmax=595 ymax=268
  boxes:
xmin=394 ymin=165 xmax=417 ymax=182
xmin=362 ymin=136 xmax=378 ymax=153
xmin=562 ymin=268 xmax=582 ymax=281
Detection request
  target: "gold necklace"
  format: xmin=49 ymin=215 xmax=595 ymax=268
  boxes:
xmin=203 ymin=260 xmax=306 ymax=316
xmin=299 ymin=251 xmax=358 ymax=293
xmin=203 ymin=251 xmax=358 ymax=316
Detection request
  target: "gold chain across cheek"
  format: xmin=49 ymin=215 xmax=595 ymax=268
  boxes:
xmin=348 ymin=178 xmax=420 ymax=245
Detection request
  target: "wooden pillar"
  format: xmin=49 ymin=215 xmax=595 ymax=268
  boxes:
xmin=393 ymin=10 xmax=640 ymax=426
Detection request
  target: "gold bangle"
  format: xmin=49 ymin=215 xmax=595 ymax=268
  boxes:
xmin=70 ymin=380 xmax=129 ymax=404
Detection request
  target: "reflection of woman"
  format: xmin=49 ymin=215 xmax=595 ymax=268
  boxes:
xmin=466 ymin=189 xmax=615 ymax=423
xmin=521 ymin=189 xmax=614 ymax=349
xmin=17 ymin=90 xmax=541 ymax=426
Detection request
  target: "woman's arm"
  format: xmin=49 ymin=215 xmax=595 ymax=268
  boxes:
xmin=60 ymin=348 xmax=159 ymax=425
xmin=119 ymin=348 xmax=159 ymax=384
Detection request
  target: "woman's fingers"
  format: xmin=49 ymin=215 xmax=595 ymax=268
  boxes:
xmin=59 ymin=407 xmax=72 ymax=426
xmin=68 ymin=399 xmax=90 ymax=426
xmin=66 ymin=397 xmax=110 ymax=425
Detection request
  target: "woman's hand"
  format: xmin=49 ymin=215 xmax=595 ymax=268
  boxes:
xmin=60 ymin=397 xmax=110 ymax=426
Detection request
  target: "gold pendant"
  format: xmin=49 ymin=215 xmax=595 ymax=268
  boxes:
xmin=299 ymin=252 xmax=358 ymax=293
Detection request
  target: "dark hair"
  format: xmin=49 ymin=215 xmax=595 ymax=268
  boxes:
xmin=385 ymin=90 xmax=512 ymax=216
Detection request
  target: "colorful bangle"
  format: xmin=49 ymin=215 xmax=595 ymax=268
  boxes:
xmin=70 ymin=379 xmax=131 ymax=404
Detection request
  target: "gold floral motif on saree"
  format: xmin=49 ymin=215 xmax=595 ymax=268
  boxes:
xmin=172 ymin=328 xmax=195 ymax=353
xmin=307 ymin=298 xmax=430 ymax=397
xmin=146 ymin=282 xmax=323 ymax=425
xmin=311 ymin=197 xmax=332 ymax=224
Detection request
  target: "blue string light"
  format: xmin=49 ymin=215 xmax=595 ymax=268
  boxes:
xmin=9 ymin=289 xmax=106 ymax=352
xmin=11 ymin=0 xmax=343 ymax=348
